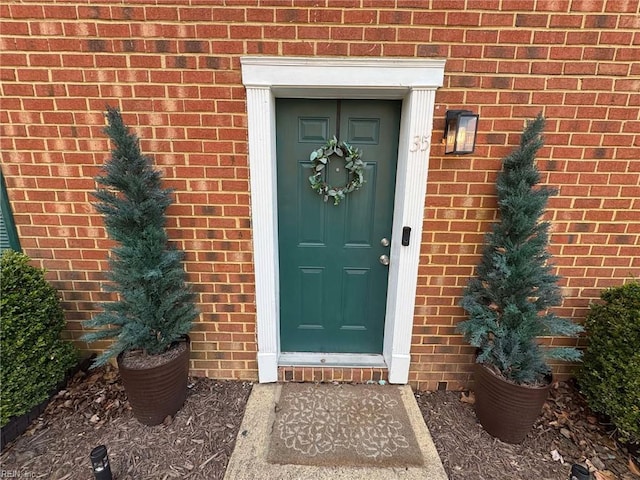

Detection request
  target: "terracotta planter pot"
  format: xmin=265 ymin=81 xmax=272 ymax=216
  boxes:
xmin=473 ymin=362 xmax=552 ymax=444
xmin=117 ymin=337 xmax=190 ymax=426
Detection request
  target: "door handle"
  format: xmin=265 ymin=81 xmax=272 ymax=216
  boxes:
xmin=380 ymin=237 xmax=390 ymax=247
xmin=379 ymin=254 xmax=390 ymax=266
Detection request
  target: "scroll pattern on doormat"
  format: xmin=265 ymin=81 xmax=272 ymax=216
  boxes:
xmin=267 ymin=383 xmax=423 ymax=467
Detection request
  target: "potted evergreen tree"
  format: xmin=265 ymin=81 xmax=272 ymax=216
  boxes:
xmin=82 ymin=107 xmax=199 ymax=426
xmin=457 ymin=114 xmax=583 ymax=443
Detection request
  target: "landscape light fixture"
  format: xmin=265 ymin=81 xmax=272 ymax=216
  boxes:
xmin=90 ymin=445 xmax=113 ymax=480
xmin=569 ymin=463 xmax=591 ymax=480
xmin=444 ymin=109 xmax=479 ymax=155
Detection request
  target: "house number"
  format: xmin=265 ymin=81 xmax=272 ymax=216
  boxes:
xmin=410 ymin=135 xmax=431 ymax=153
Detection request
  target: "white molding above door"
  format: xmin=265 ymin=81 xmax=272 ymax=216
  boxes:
xmin=241 ymin=57 xmax=445 ymax=384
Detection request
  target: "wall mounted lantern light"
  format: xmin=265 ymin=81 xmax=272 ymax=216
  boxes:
xmin=444 ymin=110 xmax=479 ymax=155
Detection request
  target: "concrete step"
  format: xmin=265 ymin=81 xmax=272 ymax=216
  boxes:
xmin=224 ymin=383 xmax=448 ymax=480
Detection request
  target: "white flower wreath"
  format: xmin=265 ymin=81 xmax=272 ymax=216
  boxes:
xmin=308 ymin=136 xmax=366 ymax=206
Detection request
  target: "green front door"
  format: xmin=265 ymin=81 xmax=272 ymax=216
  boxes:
xmin=276 ymin=99 xmax=401 ymax=353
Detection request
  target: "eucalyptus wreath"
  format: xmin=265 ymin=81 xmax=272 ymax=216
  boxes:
xmin=308 ymin=136 xmax=366 ymax=206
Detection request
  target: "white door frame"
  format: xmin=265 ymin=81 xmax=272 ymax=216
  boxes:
xmin=241 ymin=57 xmax=445 ymax=384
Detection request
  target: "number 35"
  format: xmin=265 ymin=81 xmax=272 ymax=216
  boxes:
xmin=410 ymin=135 xmax=430 ymax=152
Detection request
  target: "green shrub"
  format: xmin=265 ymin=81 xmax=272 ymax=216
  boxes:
xmin=0 ymin=250 xmax=77 ymax=426
xmin=579 ymin=281 xmax=640 ymax=444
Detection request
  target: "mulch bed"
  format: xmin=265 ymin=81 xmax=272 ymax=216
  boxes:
xmin=1 ymin=368 xmax=638 ymax=480
xmin=416 ymin=380 xmax=639 ymax=480
xmin=0 ymin=366 xmax=252 ymax=479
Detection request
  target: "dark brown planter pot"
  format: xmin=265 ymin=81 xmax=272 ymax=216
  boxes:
xmin=473 ymin=362 xmax=552 ymax=444
xmin=117 ymin=336 xmax=190 ymax=426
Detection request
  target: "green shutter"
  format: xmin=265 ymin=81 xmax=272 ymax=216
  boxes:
xmin=0 ymin=170 xmax=21 ymax=253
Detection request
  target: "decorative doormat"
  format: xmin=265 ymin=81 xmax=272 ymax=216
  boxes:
xmin=267 ymin=383 xmax=424 ymax=468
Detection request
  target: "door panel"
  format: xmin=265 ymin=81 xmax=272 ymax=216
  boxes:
xmin=296 ymin=160 xmax=325 ymax=245
xmin=343 ymin=162 xmax=377 ymax=246
xmin=276 ymin=98 xmax=401 ymax=353
xmin=297 ymin=267 xmax=325 ymax=329
xmin=341 ymin=267 xmax=371 ymax=330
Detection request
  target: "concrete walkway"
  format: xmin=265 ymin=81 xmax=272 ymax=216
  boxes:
xmin=224 ymin=384 xmax=449 ymax=480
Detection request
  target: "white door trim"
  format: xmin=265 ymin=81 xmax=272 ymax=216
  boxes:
xmin=241 ymin=57 xmax=445 ymax=384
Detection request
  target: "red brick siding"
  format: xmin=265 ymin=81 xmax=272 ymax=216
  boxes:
xmin=1 ymin=0 xmax=639 ymax=390
xmin=278 ymin=366 xmax=388 ymax=384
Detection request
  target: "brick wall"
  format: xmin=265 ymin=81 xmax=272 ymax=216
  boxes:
xmin=1 ymin=0 xmax=638 ymax=391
